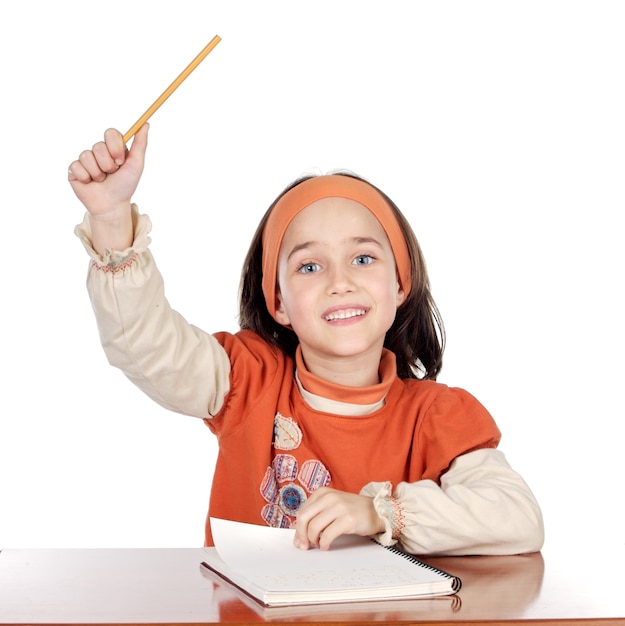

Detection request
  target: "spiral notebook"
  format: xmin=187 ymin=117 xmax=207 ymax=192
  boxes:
xmin=201 ymin=517 xmax=461 ymax=607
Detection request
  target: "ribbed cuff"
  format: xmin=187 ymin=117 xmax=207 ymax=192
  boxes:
xmin=360 ymin=481 xmax=406 ymax=545
xmin=74 ymin=204 xmax=152 ymax=268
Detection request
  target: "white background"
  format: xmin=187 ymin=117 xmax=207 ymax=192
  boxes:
xmin=1 ymin=1 xmax=623 ymax=554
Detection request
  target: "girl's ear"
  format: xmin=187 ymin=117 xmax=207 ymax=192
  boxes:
xmin=274 ymin=292 xmax=291 ymax=326
xmin=396 ymin=278 xmax=406 ymax=308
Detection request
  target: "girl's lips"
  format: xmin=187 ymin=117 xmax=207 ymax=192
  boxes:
xmin=322 ymin=306 xmax=369 ymax=323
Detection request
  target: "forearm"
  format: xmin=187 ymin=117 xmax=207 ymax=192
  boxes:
xmin=361 ymin=449 xmax=544 ymax=556
xmin=76 ymin=207 xmax=231 ymax=418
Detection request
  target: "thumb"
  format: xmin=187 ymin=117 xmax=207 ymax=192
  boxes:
xmin=127 ymin=123 xmax=149 ymax=167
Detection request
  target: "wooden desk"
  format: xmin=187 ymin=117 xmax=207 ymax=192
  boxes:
xmin=0 ymin=546 xmax=623 ymax=625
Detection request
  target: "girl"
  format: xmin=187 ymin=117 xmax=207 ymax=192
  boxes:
xmin=69 ymin=126 xmax=544 ymax=555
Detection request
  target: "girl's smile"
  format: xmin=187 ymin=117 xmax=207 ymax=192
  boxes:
xmin=322 ymin=305 xmax=369 ymax=324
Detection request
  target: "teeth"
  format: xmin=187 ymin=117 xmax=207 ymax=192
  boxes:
xmin=324 ymin=309 xmax=366 ymax=321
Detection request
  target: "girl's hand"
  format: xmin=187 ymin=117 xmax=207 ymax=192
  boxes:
xmin=293 ymin=487 xmax=385 ymax=551
xmin=68 ymin=125 xmax=149 ymax=254
xmin=68 ymin=125 xmax=149 ymax=220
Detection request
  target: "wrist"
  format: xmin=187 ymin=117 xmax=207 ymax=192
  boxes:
xmin=75 ymin=205 xmax=152 ymax=266
xmin=89 ymin=205 xmax=134 ymax=255
xmin=369 ymin=497 xmax=387 ymax=535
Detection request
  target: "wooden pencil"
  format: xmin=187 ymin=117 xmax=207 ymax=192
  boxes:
xmin=123 ymin=34 xmax=222 ymax=143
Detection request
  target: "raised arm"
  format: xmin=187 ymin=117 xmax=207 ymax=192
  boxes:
xmin=69 ymin=125 xmax=231 ymax=419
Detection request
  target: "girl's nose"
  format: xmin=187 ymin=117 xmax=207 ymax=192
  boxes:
xmin=326 ymin=265 xmax=356 ymax=295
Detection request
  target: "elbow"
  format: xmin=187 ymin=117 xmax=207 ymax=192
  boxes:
xmin=470 ymin=490 xmax=546 ymax=556
xmin=504 ymin=498 xmax=545 ymax=554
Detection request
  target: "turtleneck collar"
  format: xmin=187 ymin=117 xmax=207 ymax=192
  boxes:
xmin=294 ymin=346 xmax=397 ymax=408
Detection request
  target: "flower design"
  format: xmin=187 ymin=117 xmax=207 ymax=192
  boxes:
xmin=260 ymin=413 xmax=332 ymax=528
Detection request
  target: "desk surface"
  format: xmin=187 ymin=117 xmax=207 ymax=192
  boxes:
xmin=0 ymin=546 xmax=624 ymax=625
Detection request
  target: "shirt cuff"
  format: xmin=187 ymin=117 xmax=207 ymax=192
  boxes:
xmin=74 ymin=204 xmax=152 ymax=268
xmin=360 ymin=481 xmax=406 ymax=546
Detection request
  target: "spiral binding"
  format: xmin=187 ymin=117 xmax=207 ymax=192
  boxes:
xmin=379 ymin=542 xmax=463 ymax=592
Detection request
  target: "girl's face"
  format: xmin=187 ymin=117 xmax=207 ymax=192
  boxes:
xmin=275 ymin=197 xmax=405 ymax=369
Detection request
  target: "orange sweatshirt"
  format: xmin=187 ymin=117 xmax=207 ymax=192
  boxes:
xmin=204 ymin=330 xmax=500 ymax=545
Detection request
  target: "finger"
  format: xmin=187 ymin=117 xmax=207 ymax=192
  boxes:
xmin=68 ymin=159 xmax=89 ymax=183
xmin=294 ymin=512 xmax=326 ymax=551
xmin=297 ymin=501 xmax=338 ymax=550
xmin=317 ymin=521 xmax=344 ymax=551
xmin=293 ymin=518 xmax=312 ymax=550
xmin=295 ymin=488 xmax=336 ymax=542
xmin=92 ymin=139 xmax=120 ymax=175
xmin=104 ymin=128 xmax=127 ymax=165
xmin=293 ymin=489 xmax=326 ymax=549
xmin=77 ymin=148 xmax=107 ymax=183
xmin=305 ymin=512 xmax=337 ymax=549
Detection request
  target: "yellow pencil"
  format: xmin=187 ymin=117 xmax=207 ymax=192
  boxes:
xmin=123 ymin=35 xmax=222 ymax=143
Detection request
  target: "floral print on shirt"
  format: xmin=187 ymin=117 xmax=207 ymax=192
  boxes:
xmin=260 ymin=413 xmax=331 ymax=528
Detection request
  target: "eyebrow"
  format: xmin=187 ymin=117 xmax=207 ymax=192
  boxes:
xmin=286 ymin=236 xmax=385 ymax=261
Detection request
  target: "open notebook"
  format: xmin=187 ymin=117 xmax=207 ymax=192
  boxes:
xmin=201 ymin=517 xmax=461 ymax=607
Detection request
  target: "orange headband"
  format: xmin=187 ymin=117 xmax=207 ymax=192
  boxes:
xmin=261 ymin=175 xmax=412 ymax=319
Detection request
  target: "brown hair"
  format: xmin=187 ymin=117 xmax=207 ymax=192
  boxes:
xmin=239 ymin=173 xmax=445 ymax=380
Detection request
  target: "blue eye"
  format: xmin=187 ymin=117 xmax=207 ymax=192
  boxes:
xmin=353 ymin=255 xmax=374 ymax=266
xmin=298 ymin=262 xmax=321 ymax=274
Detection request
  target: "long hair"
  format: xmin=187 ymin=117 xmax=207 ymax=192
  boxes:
xmin=238 ymin=173 xmax=445 ymax=380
